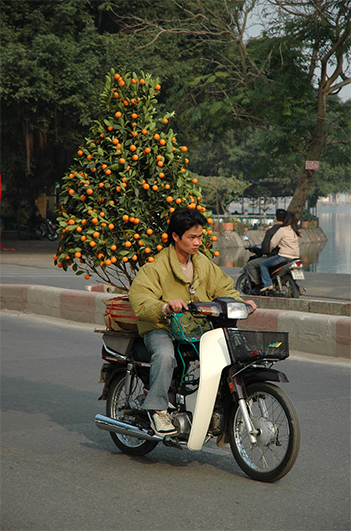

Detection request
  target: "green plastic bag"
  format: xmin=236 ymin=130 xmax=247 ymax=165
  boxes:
xmin=170 ymin=312 xmax=212 ymax=343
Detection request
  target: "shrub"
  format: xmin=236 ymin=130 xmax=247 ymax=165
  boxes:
xmin=54 ymin=69 xmax=214 ymax=289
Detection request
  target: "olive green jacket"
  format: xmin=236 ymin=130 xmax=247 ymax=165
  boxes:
xmin=128 ymin=245 xmax=243 ymax=336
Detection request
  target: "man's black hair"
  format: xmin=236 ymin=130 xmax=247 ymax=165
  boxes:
xmin=166 ymin=208 xmax=207 ymax=246
xmin=276 ymin=209 xmax=287 ymax=222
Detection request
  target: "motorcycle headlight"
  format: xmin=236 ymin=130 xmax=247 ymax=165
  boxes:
xmin=226 ymin=302 xmax=249 ymax=320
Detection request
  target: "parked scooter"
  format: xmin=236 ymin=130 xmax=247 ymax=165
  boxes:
xmin=235 ymin=236 xmax=305 ymax=298
xmin=40 ymin=218 xmax=58 ymax=241
xmin=18 ymin=219 xmax=58 ymax=241
xmin=18 ymin=222 xmax=44 ymax=240
xmin=94 ymin=298 xmax=300 ymax=482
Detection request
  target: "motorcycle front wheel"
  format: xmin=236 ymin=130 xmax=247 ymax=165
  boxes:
xmin=235 ymin=273 xmax=252 ymax=295
xmin=228 ymin=382 xmax=300 ymax=482
xmin=47 ymin=230 xmax=58 ymax=241
xmin=281 ymin=274 xmax=300 ymax=298
xmin=106 ymin=372 xmax=158 ymax=456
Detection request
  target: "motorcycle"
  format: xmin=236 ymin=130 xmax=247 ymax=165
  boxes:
xmin=40 ymin=218 xmax=58 ymax=241
xmin=18 ymin=218 xmax=58 ymax=241
xmin=235 ymin=235 xmax=305 ymax=298
xmin=94 ymin=298 xmax=300 ymax=482
xmin=18 ymin=222 xmax=44 ymax=240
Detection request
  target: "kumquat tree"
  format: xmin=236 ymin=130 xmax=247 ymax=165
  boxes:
xmin=54 ymin=68 xmax=217 ymax=290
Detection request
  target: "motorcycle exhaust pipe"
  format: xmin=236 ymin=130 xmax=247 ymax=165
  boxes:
xmin=94 ymin=413 xmax=163 ymax=442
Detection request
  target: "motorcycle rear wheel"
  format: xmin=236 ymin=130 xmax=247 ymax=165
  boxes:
xmin=34 ymin=227 xmax=43 ymax=239
xmin=228 ymin=382 xmax=300 ymax=482
xmin=235 ymin=273 xmax=252 ymax=295
xmin=281 ymin=274 xmax=300 ymax=298
xmin=106 ymin=372 xmax=158 ymax=456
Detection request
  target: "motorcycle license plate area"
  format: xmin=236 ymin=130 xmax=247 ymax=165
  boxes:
xmin=291 ymin=270 xmax=305 ymax=280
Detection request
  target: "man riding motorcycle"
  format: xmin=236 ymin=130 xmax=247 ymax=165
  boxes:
xmin=128 ymin=208 xmax=256 ymax=437
xmin=243 ymin=208 xmax=286 ymax=293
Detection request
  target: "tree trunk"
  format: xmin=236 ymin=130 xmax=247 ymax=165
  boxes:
xmin=288 ymin=79 xmax=328 ymax=218
xmin=287 ymin=169 xmax=313 ymax=218
xmin=24 ymin=120 xmax=33 ymax=174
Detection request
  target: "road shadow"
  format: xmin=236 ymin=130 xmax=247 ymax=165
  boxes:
xmin=1 ymin=374 xmax=249 ymax=480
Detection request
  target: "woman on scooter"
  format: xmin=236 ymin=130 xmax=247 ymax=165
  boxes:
xmin=260 ymin=212 xmax=301 ymax=292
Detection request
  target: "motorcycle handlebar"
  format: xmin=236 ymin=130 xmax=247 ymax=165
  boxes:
xmin=174 ymin=300 xmax=255 ymax=317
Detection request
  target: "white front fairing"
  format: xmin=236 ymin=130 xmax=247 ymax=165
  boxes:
xmin=187 ymin=328 xmax=231 ymax=451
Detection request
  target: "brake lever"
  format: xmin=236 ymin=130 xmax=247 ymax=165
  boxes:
xmin=245 ymin=302 xmax=256 ymax=315
xmin=187 ymin=302 xmax=198 ymax=313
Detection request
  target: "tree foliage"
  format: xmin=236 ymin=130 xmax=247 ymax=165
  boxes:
xmin=54 ymin=69 xmax=216 ymax=289
xmin=195 ymin=175 xmax=248 ymax=215
xmin=0 ymin=0 xmax=114 ymax=197
xmin=1 ymin=0 xmax=350 ymax=216
xmin=102 ymin=0 xmax=351 ymax=217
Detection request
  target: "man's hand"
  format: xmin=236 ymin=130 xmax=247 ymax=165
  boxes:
xmin=166 ymin=299 xmax=188 ymax=314
xmin=245 ymin=300 xmax=257 ymax=314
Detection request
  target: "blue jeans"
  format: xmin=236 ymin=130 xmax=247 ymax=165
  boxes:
xmin=142 ymin=329 xmax=176 ymax=411
xmin=260 ymin=255 xmax=290 ymax=288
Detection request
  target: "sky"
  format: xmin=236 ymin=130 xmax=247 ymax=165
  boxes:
xmin=338 ymin=84 xmax=351 ymax=102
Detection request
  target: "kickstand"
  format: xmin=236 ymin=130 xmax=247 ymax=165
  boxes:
xmin=163 ymin=437 xmax=183 ymax=450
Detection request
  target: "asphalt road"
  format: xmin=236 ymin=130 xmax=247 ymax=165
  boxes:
xmin=1 ymin=238 xmax=350 ymax=300
xmin=1 ymin=312 xmax=350 ymax=531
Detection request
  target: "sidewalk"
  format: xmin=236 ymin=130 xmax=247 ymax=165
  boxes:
xmin=1 ymin=237 xmax=350 ymax=300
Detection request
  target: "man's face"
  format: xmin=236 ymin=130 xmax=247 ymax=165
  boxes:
xmin=172 ymin=224 xmax=203 ymax=255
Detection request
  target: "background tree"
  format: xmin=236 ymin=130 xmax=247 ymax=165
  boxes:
xmin=54 ymin=68 xmax=216 ymax=289
xmin=1 ymin=0 xmax=350 ymax=216
xmin=102 ymin=0 xmax=351 ymax=217
xmin=266 ymin=0 xmax=351 ymax=215
xmin=196 ymin=175 xmax=248 ymax=216
xmin=0 ymin=0 xmax=114 ymax=200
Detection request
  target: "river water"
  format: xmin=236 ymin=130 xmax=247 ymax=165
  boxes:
xmin=214 ymin=205 xmax=351 ymax=274
xmin=314 ymin=206 xmax=350 ymax=274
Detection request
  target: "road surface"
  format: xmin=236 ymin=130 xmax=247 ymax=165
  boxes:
xmin=1 ymin=312 xmax=350 ymax=531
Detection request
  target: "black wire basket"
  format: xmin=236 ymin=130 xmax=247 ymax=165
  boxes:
xmin=224 ymin=329 xmax=289 ymax=363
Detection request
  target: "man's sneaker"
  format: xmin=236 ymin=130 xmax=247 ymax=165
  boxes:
xmin=260 ymin=285 xmax=274 ymax=292
xmin=152 ymin=410 xmax=177 ymax=436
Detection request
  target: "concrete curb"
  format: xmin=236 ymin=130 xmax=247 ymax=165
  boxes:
xmin=215 ymin=227 xmax=327 ymax=248
xmin=238 ymin=310 xmax=350 ymax=359
xmin=0 ymin=284 xmax=108 ymax=327
xmin=241 ymin=295 xmax=350 ymax=317
xmin=1 ymin=284 xmax=350 ymax=360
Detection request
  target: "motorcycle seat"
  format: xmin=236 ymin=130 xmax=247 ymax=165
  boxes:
xmin=132 ymin=336 xmax=152 ymax=363
xmin=102 ymin=333 xmax=152 ymax=363
xmin=273 ymin=258 xmax=300 ymax=267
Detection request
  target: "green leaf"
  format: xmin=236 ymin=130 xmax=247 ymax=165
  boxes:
xmin=215 ymin=72 xmax=229 ymax=78
xmin=209 ymin=101 xmax=223 ymax=114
